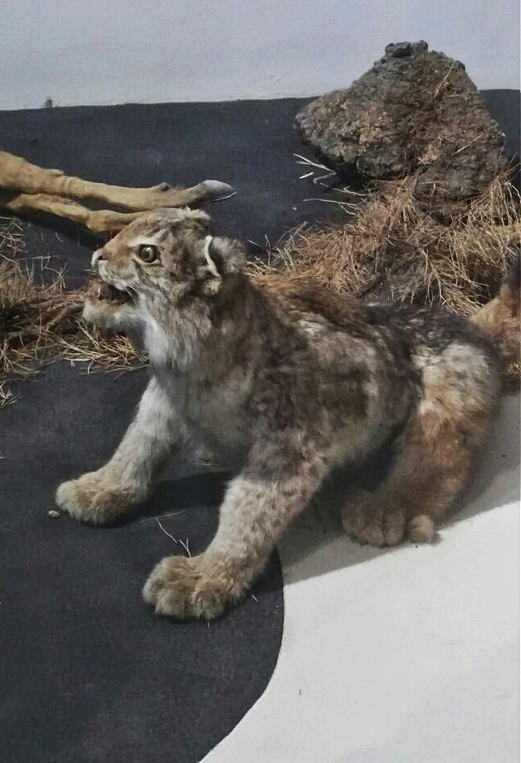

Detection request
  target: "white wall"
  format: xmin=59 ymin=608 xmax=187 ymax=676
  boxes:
xmin=2 ymin=0 xmax=519 ymax=111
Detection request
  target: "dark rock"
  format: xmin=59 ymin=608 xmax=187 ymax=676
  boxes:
xmin=295 ymin=41 xmax=507 ymax=199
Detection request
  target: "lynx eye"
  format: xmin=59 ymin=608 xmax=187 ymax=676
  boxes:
xmin=137 ymin=244 xmax=159 ymax=263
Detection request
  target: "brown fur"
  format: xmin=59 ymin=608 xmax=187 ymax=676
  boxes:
xmin=0 ymin=150 xmax=233 ymax=233
xmin=55 ymin=209 xmax=516 ymax=618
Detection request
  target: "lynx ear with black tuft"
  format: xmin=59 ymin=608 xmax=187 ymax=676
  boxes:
xmin=206 ymin=236 xmax=246 ymax=275
xmin=194 ymin=236 xmax=220 ymax=295
xmin=196 ymin=235 xmax=246 ymax=296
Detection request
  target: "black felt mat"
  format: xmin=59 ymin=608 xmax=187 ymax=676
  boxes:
xmin=0 ymin=91 xmax=518 ymax=763
xmin=0 ymin=363 xmax=282 ymax=763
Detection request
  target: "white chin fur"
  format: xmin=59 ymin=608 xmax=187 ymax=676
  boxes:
xmin=82 ymin=299 xmax=107 ymax=325
xmin=82 ymin=298 xmax=129 ymax=330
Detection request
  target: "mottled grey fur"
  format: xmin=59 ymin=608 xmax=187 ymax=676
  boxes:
xmin=56 ymin=208 xmax=511 ymax=619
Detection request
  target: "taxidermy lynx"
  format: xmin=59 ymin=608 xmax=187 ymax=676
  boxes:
xmin=56 ymin=208 xmax=519 ymax=619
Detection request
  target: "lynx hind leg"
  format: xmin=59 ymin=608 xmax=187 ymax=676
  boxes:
xmin=342 ymin=418 xmax=477 ymax=547
xmin=342 ymin=345 xmax=499 ymax=547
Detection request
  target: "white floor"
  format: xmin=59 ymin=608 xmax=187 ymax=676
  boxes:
xmin=205 ymin=395 xmax=520 ymax=763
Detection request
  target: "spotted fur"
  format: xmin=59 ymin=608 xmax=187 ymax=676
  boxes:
xmin=56 ymin=209 xmax=516 ymax=619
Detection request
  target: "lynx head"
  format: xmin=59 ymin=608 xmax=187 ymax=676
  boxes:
xmin=85 ymin=208 xmax=246 ymax=327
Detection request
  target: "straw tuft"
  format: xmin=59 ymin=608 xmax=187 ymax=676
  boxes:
xmin=248 ymin=174 xmax=520 ymax=315
xmin=0 ymin=217 xmax=144 ymax=408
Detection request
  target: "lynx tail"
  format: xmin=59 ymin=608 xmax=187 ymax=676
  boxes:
xmin=471 ymin=250 xmax=520 ymax=376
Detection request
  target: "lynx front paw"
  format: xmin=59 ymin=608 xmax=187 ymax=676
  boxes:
xmin=143 ymin=554 xmax=246 ymax=620
xmin=56 ymin=471 xmax=146 ymax=524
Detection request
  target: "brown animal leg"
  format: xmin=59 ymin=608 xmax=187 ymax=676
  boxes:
xmin=342 ymin=432 xmax=474 ymax=547
xmin=143 ymin=447 xmax=328 ymax=619
xmin=0 ymin=150 xmax=234 ymax=212
xmin=342 ymin=357 xmax=497 ymax=547
xmin=1 ymin=191 xmax=145 ymax=233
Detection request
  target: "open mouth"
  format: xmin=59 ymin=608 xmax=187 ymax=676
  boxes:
xmin=86 ymin=276 xmax=133 ymax=305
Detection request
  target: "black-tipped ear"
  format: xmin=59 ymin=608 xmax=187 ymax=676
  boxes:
xmin=207 ymin=237 xmax=246 ymax=275
xmin=195 ymin=236 xmax=245 ymax=296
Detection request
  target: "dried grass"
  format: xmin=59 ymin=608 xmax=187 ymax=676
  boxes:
xmin=247 ymin=173 xmax=521 ymax=316
xmin=0 ymin=217 xmax=143 ymax=408
xmin=1 ymin=169 xmax=519 ymax=408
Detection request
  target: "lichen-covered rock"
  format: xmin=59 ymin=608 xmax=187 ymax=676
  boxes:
xmin=295 ymin=41 xmax=507 ymax=199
